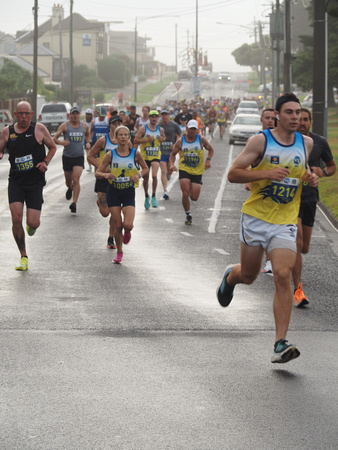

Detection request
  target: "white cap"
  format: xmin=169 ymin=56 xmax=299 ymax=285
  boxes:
xmin=187 ymin=119 xmax=199 ymax=129
xmin=85 ymin=108 xmax=92 ymax=114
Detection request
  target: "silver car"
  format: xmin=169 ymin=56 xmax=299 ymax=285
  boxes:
xmin=236 ymin=100 xmax=260 ymax=115
xmin=229 ymin=113 xmax=262 ymax=145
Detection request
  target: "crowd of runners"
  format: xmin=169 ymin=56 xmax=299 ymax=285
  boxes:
xmin=0 ymin=92 xmax=335 ymax=364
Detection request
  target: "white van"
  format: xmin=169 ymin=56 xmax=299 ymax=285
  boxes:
xmin=38 ymin=102 xmax=72 ymax=132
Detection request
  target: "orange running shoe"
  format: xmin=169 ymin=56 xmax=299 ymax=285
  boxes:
xmin=294 ymin=282 xmax=309 ymax=307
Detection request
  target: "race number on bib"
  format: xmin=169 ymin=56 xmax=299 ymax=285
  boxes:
xmin=15 ymin=154 xmax=34 ymax=172
xmin=270 ymin=177 xmax=299 ymax=203
xmin=145 ymin=146 xmax=159 ymax=157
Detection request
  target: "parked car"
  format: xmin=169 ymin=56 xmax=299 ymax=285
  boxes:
xmin=0 ymin=109 xmax=14 ymax=132
xmin=178 ymin=70 xmax=191 ymax=81
xmin=38 ymin=101 xmax=72 ymax=132
xmin=229 ymin=113 xmax=262 ymax=145
xmin=218 ymin=72 xmax=231 ymax=81
xmin=236 ymin=100 xmax=260 ymax=115
xmin=258 ymin=82 xmax=297 ymax=94
xmin=302 ymin=94 xmax=312 ymax=107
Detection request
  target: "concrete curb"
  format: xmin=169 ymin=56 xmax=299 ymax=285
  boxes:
xmin=318 ymin=201 xmax=338 ymax=231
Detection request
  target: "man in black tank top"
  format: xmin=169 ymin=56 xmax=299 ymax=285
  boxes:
xmin=0 ymin=101 xmax=56 ymax=271
xmin=125 ymin=105 xmax=139 ymax=144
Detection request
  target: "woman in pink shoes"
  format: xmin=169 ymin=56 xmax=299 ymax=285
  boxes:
xmin=96 ymin=126 xmax=148 ymax=263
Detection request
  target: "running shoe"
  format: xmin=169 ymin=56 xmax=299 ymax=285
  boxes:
xmin=113 ymin=252 xmax=123 ymax=264
xmin=151 ymin=196 xmax=158 ymax=208
xmin=144 ymin=196 xmax=150 ymax=210
xmin=26 ymin=225 xmax=36 ymax=236
xmin=185 ymin=214 xmax=192 ymax=225
xmin=15 ymin=256 xmax=28 ymax=271
xmin=163 ymin=191 xmax=169 ymax=200
xmin=217 ymin=264 xmax=235 ymax=307
xmin=69 ymin=202 xmax=76 ymax=213
xmin=294 ymin=283 xmax=309 ymax=307
xmin=123 ymin=231 xmax=131 ymax=245
xmin=263 ymin=260 xmax=273 ymax=274
xmin=65 ymin=188 xmax=73 ymax=200
xmin=107 ymin=236 xmax=116 ymax=249
xmin=271 ymin=339 xmax=300 ymax=363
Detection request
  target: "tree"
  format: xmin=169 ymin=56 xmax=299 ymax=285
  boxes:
xmin=0 ymin=59 xmax=34 ymax=100
xmin=73 ymin=64 xmax=96 ymax=88
xmin=292 ymin=1 xmax=338 ymax=106
xmin=98 ymin=54 xmax=132 ymax=87
xmin=231 ymin=40 xmax=272 ymax=79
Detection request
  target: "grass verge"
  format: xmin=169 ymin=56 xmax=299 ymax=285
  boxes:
xmin=319 ymin=108 xmax=338 ymax=219
xmin=132 ymin=75 xmax=178 ymax=104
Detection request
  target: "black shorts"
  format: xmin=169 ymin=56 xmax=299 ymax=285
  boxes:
xmin=298 ymin=201 xmax=317 ymax=227
xmin=62 ymin=155 xmax=85 ymax=172
xmin=106 ymin=185 xmax=135 ymax=208
xmin=8 ymin=179 xmax=44 ymax=210
xmin=95 ymin=178 xmax=109 ymax=193
xmin=179 ymin=170 xmax=203 ymax=185
xmin=145 ymin=159 xmax=160 ymax=168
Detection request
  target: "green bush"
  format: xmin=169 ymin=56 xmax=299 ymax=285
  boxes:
xmin=93 ymin=92 xmax=105 ymax=103
xmin=108 ymin=80 xmax=123 ymax=89
xmin=82 ymin=76 xmax=107 ymax=89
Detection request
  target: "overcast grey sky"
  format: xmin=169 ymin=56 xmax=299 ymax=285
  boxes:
xmin=2 ymin=0 xmax=272 ymax=72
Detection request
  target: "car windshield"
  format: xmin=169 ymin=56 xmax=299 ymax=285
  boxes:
xmin=234 ymin=116 xmax=261 ymax=125
xmin=239 ymin=102 xmax=258 ymax=109
xmin=42 ymin=104 xmax=67 ymax=112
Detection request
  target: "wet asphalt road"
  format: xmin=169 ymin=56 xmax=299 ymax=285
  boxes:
xmin=0 ymin=122 xmax=337 ymax=449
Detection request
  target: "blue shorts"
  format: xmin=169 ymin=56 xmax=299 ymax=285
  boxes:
xmin=106 ymin=185 xmax=135 ymax=208
xmin=160 ymin=154 xmax=170 ymax=163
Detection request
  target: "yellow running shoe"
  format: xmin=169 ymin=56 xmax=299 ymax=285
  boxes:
xmin=26 ymin=225 xmax=36 ymax=236
xmin=15 ymin=256 xmax=28 ymax=271
xmin=294 ymin=282 xmax=309 ymax=307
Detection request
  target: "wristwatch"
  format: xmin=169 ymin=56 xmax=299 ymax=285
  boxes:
xmin=44 ymin=160 xmax=49 ymax=166
xmin=323 ymin=168 xmax=328 ymax=176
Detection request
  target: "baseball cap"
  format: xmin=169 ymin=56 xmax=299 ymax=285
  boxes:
xmin=85 ymin=108 xmax=92 ymax=114
xmin=96 ymin=106 xmax=107 ymax=117
xmin=161 ymin=109 xmax=169 ymax=114
xmin=156 ymin=106 xmax=162 ymax=112
xmin=70 ymin=106 xmax=80 ymax=114
xmin=187 ymin=119 xmax=198 ymax=129
xmin=149 ymin=110 xmax=159 ymax=117
xmin=109 ymin=115 xmax=123 ymax=125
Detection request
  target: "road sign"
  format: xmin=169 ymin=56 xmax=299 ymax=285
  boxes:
xmin=174 ymin=82 xmax=182 ymax=91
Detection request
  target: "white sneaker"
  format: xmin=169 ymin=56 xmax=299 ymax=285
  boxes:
xmin=263 ymin=260 xmax=272 ymax=274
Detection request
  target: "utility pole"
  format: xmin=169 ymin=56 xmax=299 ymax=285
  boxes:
xmin=59 ymin=9 xmax=63 ymax=90
xmin=195 ymin=0 xmax=198 ymax=78
xmin=32 ymin=0 xmax=38 ymax=122
xmin=259 ymin=21 xmax=267 ymax=101
xmin=283 ymin=0 xmax=292 ymax=93
xmin=69 ymin=0 xmax=73 ymax=104
xmin=134 ymin=17 xmax=138 ymax=103
xmin=312 ymin=0 xmax=327 ymax=138
xmin=270 ymin=0 xmax=283 ymax=107
xmin=175 ymin=23 xmax=177 ymax=74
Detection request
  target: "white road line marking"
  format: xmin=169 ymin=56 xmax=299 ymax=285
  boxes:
xmin=208 ymin=144 xmax=234 ymax=233
xmin=181 ymin=231 xmax=193 ymax=237
xmin=214 ymin=248 xmax=231 ymax=255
